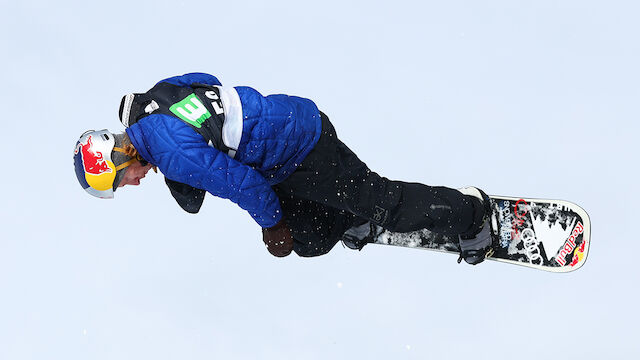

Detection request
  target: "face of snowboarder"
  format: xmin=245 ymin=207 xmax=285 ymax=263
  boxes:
xmin=118 ymin=161 xmax=153 ymax=187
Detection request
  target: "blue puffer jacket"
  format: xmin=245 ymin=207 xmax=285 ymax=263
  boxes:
xmin=125 ymin=73 xmax=322 ymax=228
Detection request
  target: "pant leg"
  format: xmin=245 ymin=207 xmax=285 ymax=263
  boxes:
xmin=276 ymin=112 xmax=483 ymax=236
xmin=275 ymin=188 xmax=358 ymax=257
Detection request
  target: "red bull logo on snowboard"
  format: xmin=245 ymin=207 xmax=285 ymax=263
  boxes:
xmin=569 ymin=235 xmax=588 ymax=267
xmin=555 ymin=222 xmax=585 ymax=266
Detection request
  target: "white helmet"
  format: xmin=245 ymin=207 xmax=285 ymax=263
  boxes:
xmin=73 ymin=129 xmax=137 ymax=199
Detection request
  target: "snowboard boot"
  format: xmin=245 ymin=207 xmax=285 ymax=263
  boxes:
xmin=457 ymin=187 xmax=496 ymax=265
xmin=341 ymin=219 xmax=380 ymax=251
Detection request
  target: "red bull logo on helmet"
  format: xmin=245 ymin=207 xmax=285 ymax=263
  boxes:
xmin=74 ymin=134 xmax=116 ymax=192
xmin=75 ymin=135 xmax=113 ymax=175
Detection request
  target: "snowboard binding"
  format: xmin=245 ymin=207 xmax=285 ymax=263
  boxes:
xmin=457 ymin=187 xmax=498 ymax=265
xmin=341 ymin=221 xmax=382 ymax=251
xmin=457 ymin=217 xmax=498 ymax=265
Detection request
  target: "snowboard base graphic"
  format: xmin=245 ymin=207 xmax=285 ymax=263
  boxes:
xmin=373 ymin=195 xmax=591 ymax=272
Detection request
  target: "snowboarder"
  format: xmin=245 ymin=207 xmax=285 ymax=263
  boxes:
xmin=73 ymin=73 xmax=492 ymax=264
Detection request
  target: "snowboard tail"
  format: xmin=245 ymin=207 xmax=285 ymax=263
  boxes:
xmin=372 ymin=195 xmax=591 ymax=272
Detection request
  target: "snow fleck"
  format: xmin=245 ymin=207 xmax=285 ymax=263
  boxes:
xmin=82 ymin=329 xmax=88 ymax=336
xmin=405 ymin=345 xmax=411 ymax=350
xmin=336 ymin=282 xmax=343 ymax=289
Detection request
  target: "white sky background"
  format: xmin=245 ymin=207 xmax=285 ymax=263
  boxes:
xmin=0 ymin=0 xmax=638 ymax=358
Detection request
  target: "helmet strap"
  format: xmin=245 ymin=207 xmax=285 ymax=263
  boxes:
xmin=115 ymin=158 xmax=137 ymax=171
xmin=113 ymin=146 xmax=138 ymax=171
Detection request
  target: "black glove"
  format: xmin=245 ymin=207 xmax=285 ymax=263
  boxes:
xmin=262 ymin=219 xmax=294 ymax=257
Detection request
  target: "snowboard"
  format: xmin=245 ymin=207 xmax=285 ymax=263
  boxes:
xmin=372 ymin=195 xmax=591 ymax=272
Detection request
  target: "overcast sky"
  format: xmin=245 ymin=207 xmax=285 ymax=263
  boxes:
xmin=1 ymin=1 xmax=638 ymax=359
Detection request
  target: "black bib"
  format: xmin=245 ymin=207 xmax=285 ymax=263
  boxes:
xmin=119 ymin=81 xmax=233 ymax=155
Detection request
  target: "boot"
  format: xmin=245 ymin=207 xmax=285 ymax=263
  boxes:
xmin=457 ymin=187 xmax=495 ymax=265
xmin=341 ymin=219 xmax=379 ymax=251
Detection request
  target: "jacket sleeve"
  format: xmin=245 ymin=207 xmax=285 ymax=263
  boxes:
xmin=159 ymin=73 xmax=222 ymax=87
xmin=131 ymin=114 xmax=282 ymax=228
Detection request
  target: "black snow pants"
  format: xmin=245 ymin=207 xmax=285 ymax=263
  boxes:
xmin=274 ymin=112 xmax=482 ymax=257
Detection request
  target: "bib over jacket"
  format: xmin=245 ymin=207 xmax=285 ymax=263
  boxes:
xmin=123 ymin=73 xmax=322 ymax=228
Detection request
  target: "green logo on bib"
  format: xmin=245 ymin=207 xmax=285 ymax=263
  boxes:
xmin=169 ymin=94 xmax=211 ymax=128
